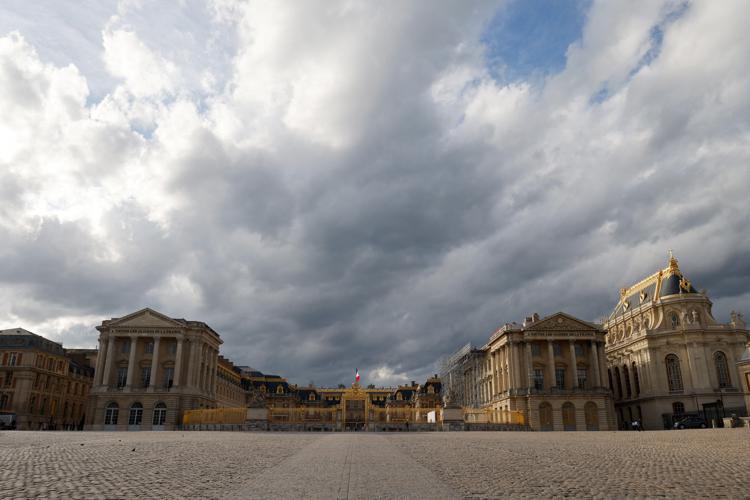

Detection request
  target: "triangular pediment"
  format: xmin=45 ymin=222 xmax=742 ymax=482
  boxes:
xmin=108 ymin=308 xmax=184 ymax=328
xmin=525 ymin=312 xmax=600 ymax=332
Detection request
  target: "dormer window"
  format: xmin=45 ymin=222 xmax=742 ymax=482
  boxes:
xmin=670 ymin=313 xmax=679 ymax=329
xmin=276 ymin=385 xmax=284 ymax=394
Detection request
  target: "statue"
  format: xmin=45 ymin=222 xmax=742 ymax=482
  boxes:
xmin=691 ymin=310 xmax=699 ymax=324
xmin=730 ymin=311 xmax=746 ymax=329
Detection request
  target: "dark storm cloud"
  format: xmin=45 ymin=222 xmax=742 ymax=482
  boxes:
xmin=1 ymin=1 xmax=749 ymax=386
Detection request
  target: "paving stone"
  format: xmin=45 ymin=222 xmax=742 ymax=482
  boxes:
xmin=1 ymin=429 xmax=748 ymax=499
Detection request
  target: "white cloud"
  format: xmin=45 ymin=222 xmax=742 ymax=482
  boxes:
xmin=102 ymin=26 xmax=178 ymax=98
xmin=0 ymin=1 xmax=749 ymax=386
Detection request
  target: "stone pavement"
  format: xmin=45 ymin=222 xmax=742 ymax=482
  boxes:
xmin=224 ymin=433 xmax=457 ymax=499
xmin=1 ymin=429 xmax=749 ymax=499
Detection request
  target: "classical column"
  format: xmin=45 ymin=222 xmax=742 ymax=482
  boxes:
xmin=102 ymin=334 xmax=116 ymax=387
xmin=526 ymin=342 xmax=533 ymax=390
xmin=190 ymin=340 xmax=199 ymax=388
xmin=125 ymin=335 xmax=138 ymax=390
xmin=598 ymin=343 xmax=608 ymax=389
xmin=507 ymin=342 xmax=516 ymax=390
xmin=490 ymin=351 xmax=497 ymax=399
xmin=569 ymin=341 xmax=578 ymax=389
xmin=513 ymin=343 xmax=521 ymax=390
xmin=547 ymin=340 xmax=556 ymax=390
xmin=173 ymin=337 xmax=184 ymax=387
xmin=149 ymin=337 xmax=161 ymax=392
xmin=210 ymin=351 xmax=217 ymax=395
xmin=590 ymin=340 xmax=601 ymax=388
xmin=94 ymin=337 xmax=107 ymax=386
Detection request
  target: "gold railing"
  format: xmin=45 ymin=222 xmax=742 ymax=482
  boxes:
xmin=463 ymin=407 xmax=525 ymax=425
xmin=268 ymin=407 xmax=338 ymax=424
xmin=370 ymin=407 xmax=441 ymax=423
xmin=183 ymin=407 xmax=247 ymax=425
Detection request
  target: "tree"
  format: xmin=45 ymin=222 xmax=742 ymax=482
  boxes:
xmin=366 ymin=384 xmax=375 ymax=389
xmin=337 ymin=383 xmax=346 ymax=389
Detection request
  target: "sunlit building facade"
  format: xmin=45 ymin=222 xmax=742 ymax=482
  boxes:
xmin=603 ymin=255 xmax=750 ymax=429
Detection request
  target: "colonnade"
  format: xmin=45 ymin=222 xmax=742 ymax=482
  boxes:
xmin=474 ymin=339 xmax=608 ymax=405
xmin=93 ymin=334 xmax=218 ymax=395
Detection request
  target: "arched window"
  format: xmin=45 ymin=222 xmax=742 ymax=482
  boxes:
xmin=259 ymin=385 xmax=266 ymax=392
xmin=665 ymin=355 xmax=683 ymax=392
xmin=539 ymin=403 xmax=553 ymax=431
xmin=562 ymin=402 xmax=576 ymax=431
xmin=714 ymin=351 xmax=731 ymax=388
xmin=632 ymin=362 xmax=640 ymax=395
xmin=670 ymin=313 xmax=679 ymax=329
xmin=584 ymin=402 xmax=599 ymax=431
xmin=128 ymin=402 xmax=143 ymax=426
xmin=623 ymin=365 xmax=632 ymax=399
xmin=104 ymin=402 xmax=119 ymax=425
xmin=152 ymin=402 xmax=167 ymax=426
xmin=276 ymin=385 xmax=284 ymax=394
xmin=308 ymin=392 xmax=315 ymax=401
xmin=614 ymin=367 xmax=623 ymax=400
xmin=672 ymin=401 xmax=684 ymax=416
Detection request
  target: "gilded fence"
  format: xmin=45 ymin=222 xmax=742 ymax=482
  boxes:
xmin=183 ymin=407 xmax=247 ymax=425
xmin=463 ymin=408 xmax=526 ymax=425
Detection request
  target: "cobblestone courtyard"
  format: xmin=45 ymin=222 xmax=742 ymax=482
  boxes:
xmin=1 ymin=430 xmax=749 ymax=499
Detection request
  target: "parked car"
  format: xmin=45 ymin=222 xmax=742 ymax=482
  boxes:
xmin=673 ymin=416 xmax=708 ymax=429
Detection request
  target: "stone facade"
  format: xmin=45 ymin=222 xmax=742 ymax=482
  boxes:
xmin=604 ymin=255 xmax=750 ymax=429
xmin=85 ymin=308 xmax=222 ymax=431
xmin=0 ymin=328 xmax=94 ymax=430
xmin=481 ymin=312 xmax=615 ymax=431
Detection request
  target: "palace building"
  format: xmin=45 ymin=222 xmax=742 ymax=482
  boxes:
xmin=441 ymin=312 xmax=615 ymax=431
xmin=85 ymin=308 xmax=232 ymax=431
xmin=0 ymin=328 xmax=94 ymax=430
xmin=603 ymin=254 xmax=750 ymax=429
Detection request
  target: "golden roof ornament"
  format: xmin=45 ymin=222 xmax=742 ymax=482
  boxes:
xmin=668 ymin=249 xmax=679 ymax=271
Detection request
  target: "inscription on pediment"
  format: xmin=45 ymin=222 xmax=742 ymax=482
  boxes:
xmin=111 ymin=309 xmax=182 ymax=328
xmin=526 ymin=314 xmax=598 ymax=332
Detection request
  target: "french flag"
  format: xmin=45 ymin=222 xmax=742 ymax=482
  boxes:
xmin=355 ymin=368 xmax=360 ymax=382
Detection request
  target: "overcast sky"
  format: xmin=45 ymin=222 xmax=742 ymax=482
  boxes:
xmin=1 ymin=0 xmax=748 ymax=387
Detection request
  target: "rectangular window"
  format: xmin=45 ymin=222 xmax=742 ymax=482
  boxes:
xmin=555 ymin=368 xmax=565 ymax=389
xmin=3 ymin=372 xmax=12 ymax=387
xmin=574 ymin=344 xmax=584 ymax=357
xmin=0 ymin=394 xmax=9 ymax=409
xmin=163 ymin=367 xmax=174 ymax=388
xmin=577 ymin=368 xmax=587 ymax=389
xmin=121 ymin=340 xmax=131 ymax=354
xmin=141 ymin=367 xmax=151 ymax=388
xmin=168 ymin=343 xmax=177 ymax=355
xmin=553 ymin=343 xmax=562 ymax=357
xmin=533 ymin=369 xmax=544 ymax=390
xmin=116 ymin=367 xmax=128 ymax=388
xmin=145 ymin=341 xmax=154 ymax=354
xmin=531 ymin=344 xmax=541 ymax=357
xmin=8 ymin=352 xmax=17 ymax=366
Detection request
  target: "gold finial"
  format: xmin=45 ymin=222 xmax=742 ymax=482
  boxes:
xmin=668 ymin=249 xmax=679 ymax=271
